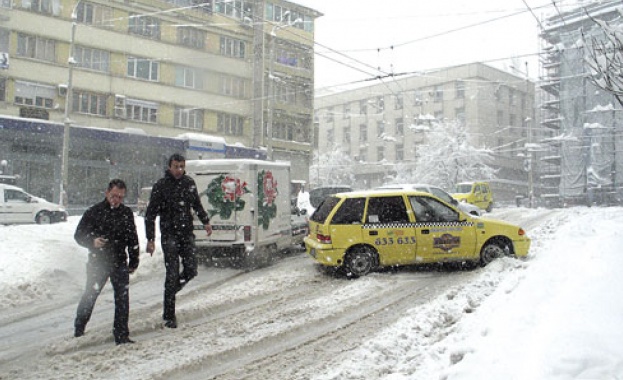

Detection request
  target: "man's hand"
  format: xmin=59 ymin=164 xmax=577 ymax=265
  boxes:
xmin=204 ymin=224 xmax=212 ymax=237
xmin=94 ymin=237 xmax=108 ymax=249
xmin=146 ymin=241 xmax=155 ymax=256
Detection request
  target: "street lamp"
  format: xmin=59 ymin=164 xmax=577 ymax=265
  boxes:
xmin=266 ymin=15 xmax=301 ymax=160
xmin=60 ymin=1 xmax=80 ymax=206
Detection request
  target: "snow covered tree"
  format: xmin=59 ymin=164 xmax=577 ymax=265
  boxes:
xmin=309 ymin=145 xmax=356 ymax=187
xmin=582 ymin=10 xmax=623 ymax=107
xmin=392 ymin=120 xmax=496 ymax=190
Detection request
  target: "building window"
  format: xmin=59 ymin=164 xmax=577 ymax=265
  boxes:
xmin=413 ymin=90 xmax=423 ymax=105
xmin=394 ymin=93 xmax=403 ymax=110
xmin=509 ymin=88 xmax=515 ymax=105
xmin=497 ymin=110 xmax=504 ymax=127
xmin=456 ymin=81 xmax=465 ymax=99
xmin=216 ymin=0 xmax=253 ymax=19
xmin=456 ymin=107 xmax=465 ymax=124
xmin=343 ymin=126 xmax=351 ymax=143
xmin=220 ymin=37 xmax=245 ymax=59
xmin=17 ymin=34 xmax=55 ymax=62
xmin=22 ymin=0 xmax=55 ymax=15
xmin=0 ymin=0 xmax=11 ymax=8
xmin=274 ymin=81 xmax=296 ymax=104
xmin=433 ymin=85 xmax=443 ymax=103
xmin=434 ymin=111 xmax=443 ymax=121
xmin=129 ymin=14 xmax=161 ymax=39
xmin=377 ymin=121 xmax=385 ymax=136
xmin=177 ymin=27 xmax=205 ymax=49
xmin=218 ymin=113 xmax=244 ymax=136
xmin=360 ymin=124 xmax=367 ymax=142
xmin=76 ymin=2 xmax=113 ymax=27
xmin=174 ymin=107 xmax=204 ymax=130
xmin=127 ymin=57 xmax=159 ymax=81
xmin=396 ymin=144 xmax=404 ymax=161
xmin=0 ymin=77 xmax=5 ymax=101
xmin=175 ymin=66 xmax=203 ymax=89
xmin=165 ymin=0 xmax=212 ymax=14
xmin=125 ymin=99 xmax=158 ymax=123
xmin=325 ymin=107 xmax=334 ymax=123
xmin=359 ymin=99 xmax=367 ymax=115
xmin=73 ymin=91 xmax=107 ymax=116
xmin=14 ymin=81 xmax=55 ymax=108
xmin=359 ymin=147 xmax=367 ymax=162
xmin=395 ymin=118 xmax=404 ymax=136
xmin=377 ymin=146 xmax=384 ymax=161
xmin=265 ymin=2 xmax=310 ymax=31
xmin=75 ymin=46 xmax=110 ymax=72
xmin=326 ymin=128 xmax=334 ymax=145
xmin=343 ymin=103 xmax=350 ymax=119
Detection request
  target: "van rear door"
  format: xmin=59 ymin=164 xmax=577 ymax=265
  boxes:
xmin=193 ymin=172 xmax=247 ymax=241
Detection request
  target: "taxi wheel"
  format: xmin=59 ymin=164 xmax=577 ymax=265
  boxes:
xmin=480 ymin=241 xmax=504 ymax=266
xmin=344 ymin=247 xmax=375 ymax=278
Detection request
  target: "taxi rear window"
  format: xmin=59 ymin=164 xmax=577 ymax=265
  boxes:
xmin=331 ymin=197 xmax=365 ymax=224
xmin=310 ymin=196 xmax=340 ymax=223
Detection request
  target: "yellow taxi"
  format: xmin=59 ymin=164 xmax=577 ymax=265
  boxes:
xmin=452 ymin=181 xmax=494 ymax=212
xmin=304 ymin=189 xmax=530 ymax=277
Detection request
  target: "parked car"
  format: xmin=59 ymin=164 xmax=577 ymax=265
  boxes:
xmin=376 ymin=183 xmax=482 ymax=216
xmin=452 ymin=181 xmax=494 ymax=212
xmin=309 ymin=186 xmax=353 ymax=208
xmin=304 ymin=189 xmax=530 ymax=278
xmin=290 ymin=202 xmax=309 ymax=248
xmin=0 ymin=184 xmax=68 ymax=225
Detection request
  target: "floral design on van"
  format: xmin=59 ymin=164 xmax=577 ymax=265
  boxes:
xmin=204 ymin=174 xmax=250 ymax=219
xmin=258 ymin=170 xmax=278 ymax=229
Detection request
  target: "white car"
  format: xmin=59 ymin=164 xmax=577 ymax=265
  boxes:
xmin=0 ymin=184 xmax=68 ymax=224
xmin=375 ymin=183 xmax=482 ymax=216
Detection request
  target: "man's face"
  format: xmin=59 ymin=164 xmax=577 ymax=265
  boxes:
xmin=105 ymin=186 xmax=126 ymax=208
xmin=169 ymin=159 xmax=185 ymax=180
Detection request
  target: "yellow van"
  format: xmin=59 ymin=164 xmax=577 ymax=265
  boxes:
xmin=452 ymin=181 xmax=493 ymax=212
xmin=304 ymin=189 xmax=530 ymax=277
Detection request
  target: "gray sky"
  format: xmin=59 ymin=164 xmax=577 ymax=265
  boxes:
xmin=292 ymin=0 xmax=588 ymax=90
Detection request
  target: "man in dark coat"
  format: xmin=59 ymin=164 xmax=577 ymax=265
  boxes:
xmin=145 ymin=153 xmax=212 ymax=328
xmin=74 ymin=179 xmax=140 ymax=345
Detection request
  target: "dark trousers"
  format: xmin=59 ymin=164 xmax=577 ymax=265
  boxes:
xmin=162 ymin=235 xmax=197 ymax=321
xmin=75 ymin=258 xmax=130 ymax=341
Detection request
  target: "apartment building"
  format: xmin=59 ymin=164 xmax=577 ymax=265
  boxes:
xmin=0 ymin=0 xmax=320 ymax=204
xmin=314 ymin=62 xmax=536 ymax=202
xmin=540 ymin=2 xmax=623 ymax=206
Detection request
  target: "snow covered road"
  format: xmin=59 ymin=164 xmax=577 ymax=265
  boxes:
xmin=3 ymin=206 xmax=602 ymax=380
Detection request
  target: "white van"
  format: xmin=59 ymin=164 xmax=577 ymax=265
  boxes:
xmin=185 ymin=159 xmax=293 ymax=267
xmin=0 ymin=184 xmax=68 ymax=224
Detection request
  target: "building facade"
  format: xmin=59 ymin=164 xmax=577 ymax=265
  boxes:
xmin=540 ymin=2 xmax=623 ymax=206
xmin=0 ymin=0 xmax=319 ymax=205
xmin=314 ymin=62 xmax=536 ymax=202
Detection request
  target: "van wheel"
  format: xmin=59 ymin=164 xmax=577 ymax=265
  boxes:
xmin=343 ymin=246 xmax=375 ymax=278
xmin=480 ymin=241 xmax=504 ymax=266
xmin=36 ymin=211 xmax=52 ymax=224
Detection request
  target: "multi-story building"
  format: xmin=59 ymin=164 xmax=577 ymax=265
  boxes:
xmin=314 ymin=62 xmax=536 ymax=202
xmin=540 ymin=1 xmax=622 ymax=206
xmin=0 ymin=0 xmax=319 ymax=205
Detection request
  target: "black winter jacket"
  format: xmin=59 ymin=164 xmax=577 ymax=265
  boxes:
xmin=145 ymin=170 xmax=210 ymax=241
xmin=75 ymin=200 xmax=140 ymax=268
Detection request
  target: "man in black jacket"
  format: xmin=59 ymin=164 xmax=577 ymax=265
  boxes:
xmin=74 ymin=179 xmax=140 ymax=345
xmin=145 ymin=154 xmax=212 ymax=328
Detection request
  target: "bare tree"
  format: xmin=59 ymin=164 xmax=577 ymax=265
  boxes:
xmin=582 ymin=9 xmax=623 ymax=107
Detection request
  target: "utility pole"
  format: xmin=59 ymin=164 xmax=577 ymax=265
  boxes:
xmin=60 ymin=3 xmax=79 ymax=206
